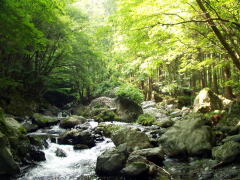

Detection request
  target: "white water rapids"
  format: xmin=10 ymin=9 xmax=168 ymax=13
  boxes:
xmin=18 ymin=121 xmax=114 ymax=180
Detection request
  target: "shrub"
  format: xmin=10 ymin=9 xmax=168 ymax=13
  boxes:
xmin=137 ymin=113 xmax=156 ymax=126
xmin=115 ymin=84 xmax=144 ymax=105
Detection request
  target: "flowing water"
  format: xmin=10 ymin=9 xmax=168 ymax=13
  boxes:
xmin=18 ymin=121 xmax=114 ymax=180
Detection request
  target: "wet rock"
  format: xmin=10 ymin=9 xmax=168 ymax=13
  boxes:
xmin=28 ymin=145 xmax=46 ymax=161
xmin=111 ymin=127 xmax=152 ymax=153
xmin=59 ymin=115 xmax=86 ymax=129
xmin=73 ymin=144 xmax=89 ymax=150
xmin=32 ymin=113 xmax=59 ymax=128
xmin=0 ymin=132 xmax=20 ymax=175
xmin=28 ymin=136 xmax=48 ymax=149
xmin=212 ymin=141 xmax=240 ymax=162
xmin=58 ymin=129 xmax=95 ymax=147
xmin=22 ymin=120 xmax=39 ymax=132
xmin=193 ymin=88 xmax=223 ymax=113
xmin=96 ymin=148 xmax=127 ymax=176
xmin=159 ymin=113 xmax=215 ymax=157
xmin=55 ymin=148 xmax=67 ymax=157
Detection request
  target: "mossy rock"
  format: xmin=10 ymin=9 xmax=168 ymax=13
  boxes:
xmin=94 ymin=109 xmax=121 ymax=122
xmin=137 ymin=113 xmax=156 ymax=126
xmin=60 ymin=115 xmax=86 ymax=129
xmin=0 ymin=131 xmax=20 ymax=175
xmin=212 ymin=141 xmax=240 ymax=162
xmin=33 ymin=113 xmax=58 ymax=127
xmin=97 ymin=124 xmax=123 ymax=137
xmin=122 ymin=162 xmax=149 ymax=177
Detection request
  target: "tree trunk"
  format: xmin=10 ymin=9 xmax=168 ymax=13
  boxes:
xmin=213 ymin=66 xmax=219 ymax=94
xmin=223 ymin=63 xmax=235 ymax=99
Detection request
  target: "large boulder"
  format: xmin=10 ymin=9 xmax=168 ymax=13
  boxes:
xmin=212 ymin=141 xmax=240 ymax=162
xmin=115 ymin=98 xmax=143 ymax=122
xmin=111 ymin=127 xmax=152 ymax=153
xmin=90 ymin=97 xmax=116 ymax=109
xmin=0 ymin=132 xmax=20 ymax=175
xmin=96 ymin=148 xmax=127 ymax=176
xmin=159 ymin=113 xmax=215 ymax=156
xmin=59 ymin=115 xmax=86 ymax=129
xmin=32 ymin=113 xmax=59 ymax=128
xmin=58 ymin=129 xmax=95 ymax=147
xmin=193 ymin=88 xmax=223 ymax=113
xmin=1 ymin=117 xmax=30 ymax=164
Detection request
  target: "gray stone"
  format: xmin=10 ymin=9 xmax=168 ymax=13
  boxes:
xmin=55 ymin=148 xmax=67 ymax=157
xmin=96 ymin=148 xmax=127 ymax=176
xmin=159 ymin=113 xmax=215 ymax=156
xmin=193 ymin=88 xmax=223 ymax=113
xmin=112 ymin=127 xmax=152 ymax=153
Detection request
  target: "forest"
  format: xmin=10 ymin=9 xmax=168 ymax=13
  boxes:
xmin=0 ymin=0 xmax=240 ymax=180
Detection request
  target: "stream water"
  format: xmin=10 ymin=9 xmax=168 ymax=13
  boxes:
xmin=17 ymin=121 xmax=115 ymax=180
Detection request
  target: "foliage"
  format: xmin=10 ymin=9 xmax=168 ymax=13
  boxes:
xmin=115 ymin=84 xmax=144 ymax=105
xmin=137 ymin=113 xmax=156 ymax=126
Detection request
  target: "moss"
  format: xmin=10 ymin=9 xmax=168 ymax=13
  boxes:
xmin=33 ymin=113 xmax=58 ymax=127
xmin=94 ymin=109 xmax=121 ymax=122
xmin=137 ymin=113 xmax=156 ymax=126
xmin=98 ymin=124 xmax=122 ymax=137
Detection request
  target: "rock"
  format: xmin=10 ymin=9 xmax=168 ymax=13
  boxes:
xmin=143 ymin=107 xmax=168 ymax=119
xmin=59 ymin=115 xmax=86 ymax=129
xmin=115 ymin=98 xmax=143 ymax=122
xmin=141 ymin=101 xmax=156 ymax=109
xmin=155 ymin=118 xmax=174 ymax=128
xmin=94 ymin=108 xmax=121 ymax=122
xmin=212 ymin=141 xmax=240 ymax=162
xmin=28 ymin=145 xmax=46 ymax=161
xmin=1 ymin=117 xmax=30 ymax=164
xmin=90 ymin=97 xmax=116 ymax=109
xmin=22 ymin=120 xmax=39 ymax=132
xmin=122 ymin=154 xmax=160 ymax=177
xmin=32 ymin=113 xmax=59 ymax=128
xmin=193 ymin=88 xmax=223 ymax=113
xmin=218 ymin=95 xmax=232 ymax=107
xmin=73 ymin=144 xmax=89 ymax=150
xmin=159 ymin=113 xmax=215 ymax=156
xmin=96 ymin=148 xmax=127 ymax=176
xmin=58 ymin=129 xmax=95 ymax=147
xmin=222 ymin=134 xmax=240 ymax=143
xmin=0 ymin=132 xmax=20 ymax=175
xmin=111 ymin=127 xmax=152 ymax=153
xmin=122 ymin=161 xmax=149 ymax=177
xmin=130 ymin=147 xmax=164 ymax=166
xmin=55 ymin=148 xmax=67 ymax=157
